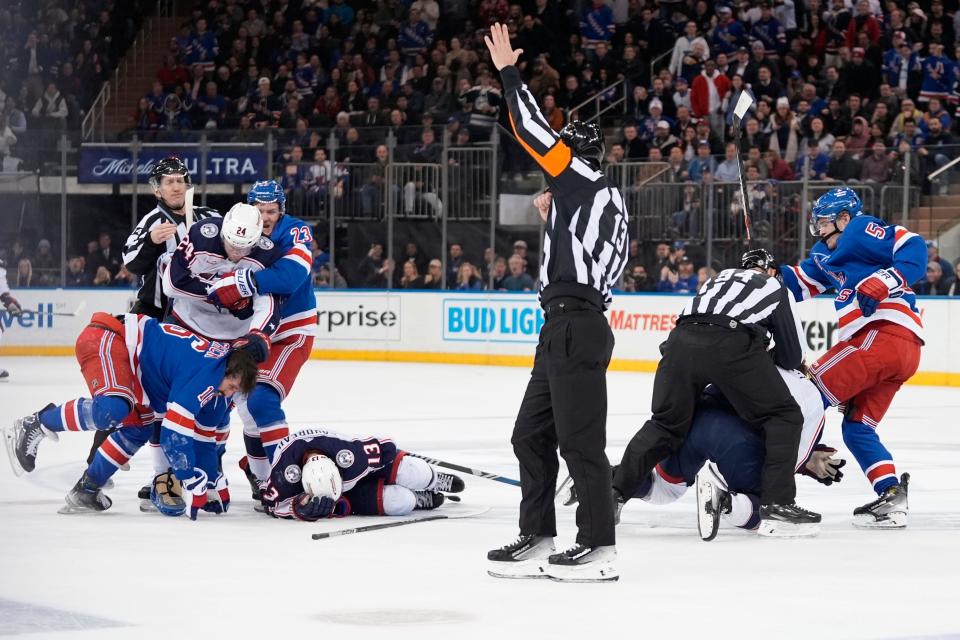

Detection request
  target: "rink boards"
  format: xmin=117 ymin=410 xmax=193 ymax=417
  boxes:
xmin=2 ymin=289 xmax=958 ymax=386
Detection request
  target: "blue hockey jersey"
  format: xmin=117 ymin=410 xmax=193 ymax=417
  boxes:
xmin=164 ymin=217 xmax=282 ymax=340
xmin=252 ymin=213 xmax=317 ymax=341
xmin=920 ymin=54 xmax=956 ymax=101
xmin=260 ymin=428 xmax=400 ymax=519
xmin=123 ymin=315 xmax=234 ymax=481
xmin=780 ymin=215 xmax=926 ymax=342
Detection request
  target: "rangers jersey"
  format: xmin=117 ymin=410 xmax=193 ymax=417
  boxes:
xmin=781 ymin=214 xmax=926 ymax=342
xmin=162 ymin=218 xmax=281 ymax=340
xmin=122 ymin=315 xmax=233 ymax=481
xmin=260 ymin=428 xmax=400 ymax=519
xmin=252 ymin=213 xmax=317 ymax=342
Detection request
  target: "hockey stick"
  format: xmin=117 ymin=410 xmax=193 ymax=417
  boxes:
xmin=731 ymin=91 xmax=756 ymax=244
xmin=184 ymin=185 xmax=195 ymax=229
xmin=15 ymin=300 xmax=86 ymax=318
xmin=407 ymin=452 xmax=521 ymax=487
xmin=311 ymin=506 xmax=491 ymax=540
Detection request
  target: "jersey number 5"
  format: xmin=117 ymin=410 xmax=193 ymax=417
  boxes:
xmin=865 ymin=222 xmax=886 ymax=240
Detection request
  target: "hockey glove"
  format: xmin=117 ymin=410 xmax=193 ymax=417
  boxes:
xmin=202 ymin=473 xmax=230 ymax=514
xmin=231 ymin=330 xmax=270 ymax=363
xmin=855 ymin=268 xmax=906 ymax=318
xmin=292 ymin=493 xmax=336 ymax=521
xmin=207 ymin=269 xmax=258 ymax=309
xmin=802 ymin=445 xmax=846 ymax=485
xmin=1 ymin=293 xmax=21 ymax=316
xmin=181 ymin=468 xmax=210 ymax=520
xmin=227 ymin=299 xmax=254 ymax=321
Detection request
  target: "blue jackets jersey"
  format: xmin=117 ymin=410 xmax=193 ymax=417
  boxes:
xmin=920 ymin=55 xmax=956 ymax=101
xmin=164 ymin=217 xmax=282 ymax=340
xmin=123 ymin=315 xmax=233 ymax=481
xmin=253 ymin=214 xmax=317 ymax=341
xmin=260 ymin=428 xmax=400 ymax=519
xmin=780 ymin=215 xmax=926 ymax=342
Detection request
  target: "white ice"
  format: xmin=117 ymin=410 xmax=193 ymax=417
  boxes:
xmin=1 ymin=357 xmax=958 ymax=640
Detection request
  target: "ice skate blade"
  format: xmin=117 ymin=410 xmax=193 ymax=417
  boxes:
xmin=139 ymin=499 xmax=158 ymax=513
xmin=542 ymin=563 xmax=619 ymax=583
xmin=487 ymin=557 xmax=552 ymax=580
xmin=555 ymin=474 xmax=576 ymax=506
xmin=3 ymin=423 xmax=24 ymax=477
xmin=757 ymin=521 xmax=820 ymax=538
xmin=853 ymin=512 xmax=907 ymax=529
xmin=58 ymin=504 xmax=105 ymax=515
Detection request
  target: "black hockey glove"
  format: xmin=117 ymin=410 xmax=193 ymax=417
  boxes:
xmin=292 ymin=493 xmax=336 ymax=521
xmin=802 ymin=445 xmax=846 ymax=485
xmin=231 ymin=330 xmax=270 ymax=363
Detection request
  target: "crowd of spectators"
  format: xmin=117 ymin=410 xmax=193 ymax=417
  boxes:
xmin=2 ymin=231 xmax=138 ymax=289
xmin=0 ymin=0 xmax=145 ymax=170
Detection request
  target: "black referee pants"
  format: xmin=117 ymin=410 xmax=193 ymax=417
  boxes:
xmin=512 ymin=301 xmax=616 ymax=548
xmin=613 ymin=322 xmax=802 ymax=505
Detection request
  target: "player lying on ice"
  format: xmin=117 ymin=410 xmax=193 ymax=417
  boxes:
xmin=559 ymin=363 xmax=845 ymax=540
xmin=5 ymin=313 xmax=262 ymax=518
xmin=781 ymin=187 xmax=924 ymax=528
xmin=258 ymin=429 xmax=465 ymax=521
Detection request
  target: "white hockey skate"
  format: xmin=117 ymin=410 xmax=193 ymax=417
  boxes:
xmin=487 ymin=534 xmax=555 ymax=579
xmin=853 ymin=473 xmax=909 ymax=529
xmin=695 ymin=463 xmax=731 ymax=542
xmin=540 ymin=544 xmax=619 ymax=583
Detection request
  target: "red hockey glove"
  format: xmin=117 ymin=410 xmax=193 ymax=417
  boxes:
xmin=1 ymin=292 xmax=22 ymax=316
xmin=855 ymin=268 xmax=906 ymax=318
xmin=207 ymin=269 xmax=258 ymax=309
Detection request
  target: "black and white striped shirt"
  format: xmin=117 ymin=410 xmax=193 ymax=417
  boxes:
xmin=500 ymin=66 xmax=628 ymax=311
xmin=123 ymin=203 xmax=219 ymax=317
xmin=682 ymin=268 xmax=804 ymax=370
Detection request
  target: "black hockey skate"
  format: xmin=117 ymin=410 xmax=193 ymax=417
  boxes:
xmin=542 ymin=544 xmax=619 ymax=583
xmin=853 ymin=473 xmax=909 ymax=529
xmin=0 ymin=368 xmax=9 ymax=381
xmin=758 ymin=502 xmax=821 ymax=538
xmin=138 ymin=484 xmax=156 ymax=513
xmin=430 ymin=471 xmax=464 ymax=493
xmin=59 ymin=473 xmax=112 ymax=514
xmin=696 ymin=464 xmax=732 ymax=542
xmin=414 ymin=491 xmax=446 ymax=510
xmin=239 ymin=457 xmax=266 ymax=512
xmin=487 ymin=534 xmax=555 ymax=580
xmin=4 ymin=403 xmax=57 ymax=476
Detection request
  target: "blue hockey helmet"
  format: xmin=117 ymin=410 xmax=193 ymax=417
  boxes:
xmin=247 ymin=179 xmax=286 ymax=214
xmin=809 ymin=187 xmax=862 ymax=236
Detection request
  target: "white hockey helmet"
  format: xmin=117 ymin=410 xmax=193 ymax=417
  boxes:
xmin=301 ymin=453 xmax=343 ymax=500
xmin=221 ymin=202 xmax=264 ymax=251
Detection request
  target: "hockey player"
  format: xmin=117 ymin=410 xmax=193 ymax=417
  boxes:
xmin=0 ymin=257 xmax=23 ymax=380
xmin=560 ymin=367 xmax=845 ymax=539
xmin=205 ymin=180 xmax=318 ymax=492
xmin=5 ymin=314 xmax=260 ymax=518
xmin=260 ymin=429 xmax=464 ymax=521
xmin=780 ymin=187 xmax=925 ymax=528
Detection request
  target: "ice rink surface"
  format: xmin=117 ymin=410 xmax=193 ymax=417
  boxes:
xmin=1 ymin=356 xmax=958 ymax=640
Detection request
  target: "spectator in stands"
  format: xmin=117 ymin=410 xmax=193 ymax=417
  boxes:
xmin=846 ymin=116 xmax=872 ymax=158
xmin=423 ymin=259 xmax=444 ymax=289
xmin=806 ymin=116 xmax=835 ymax=153
xmin=112 ymin=265 xmax=137 ymax=289
xmin=658 ymin=256 xmax=698 ymax=293
xmin=92 ymin=266 xmax=112 ymax=286
xmin=691 ymin=59 xmax=730 ymax=132
xmin=915 ymin=261 xmax=950 ymax=295
xmin=403 ymin=128 xmax=443 ymax=217
xmin=796 ymin=140 xmax=830 ymax=179
xmin=741 ymin=117 xmax=769 ymax=152
xmin=670 ymin=21 xmax=709 ymax=79
xmin=769 ymin=98 xmax=801 ymax=163
xmin=629 ymin=264 xmax=656 ymax=292
xmin=15 ymin=258 xmax=32 ymax=287
xmin=687 ymin=142 xmax=716 ymax=182
xmin=446 ymin=243 xmax=465 ymax=286
xmin=399 ymin=7 xmax=434 ymax=61
xmin=715 ymin=143 xmax=741 ymax=182
xmin=87 ymin=232 xmax=122 ymax=276
xmin=398 ymin=260 xmax=426 ymax=289
xmin=919 ymin=117 xmax=954 ymax=192
xmin=764 ymin=149 xmax=796 ymax=181
xmin=65 ymin=256 xmax=90 ymax=287
xmin=30 ymin=82 xmax=68 ymax=129
xmin=512 ymin=240 xmax=535 ymax=276
xmin=826 ymin=140 xmax=861 ymax=181
xmin=454 ymin=262 xmax=484 ymax=291
xmin=948 ymin=261 xmax=960 ymax=296
xmin=580 ymin=0 xmax=616 ymax=57
xmin=697 ymin=266 xmax=717 ymax=288
xmin=500 ymin=254 xmax=535 ymax=292
xmin=926 ymin=242 xmax=955 ymax=290
xmin=860 ymin=141 xmax=893 ymax=183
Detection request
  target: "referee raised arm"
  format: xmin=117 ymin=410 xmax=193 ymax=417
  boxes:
xmin=484 ymin=24 xmax=627 ymax=583
xmin=613 ymin=249 xmax=821 ymax=536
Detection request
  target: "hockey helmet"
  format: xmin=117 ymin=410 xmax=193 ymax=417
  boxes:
xmin=741 ymin=248 xmax=777 ymax=272
xmin=559 ymin=121 xmax=605 ymax=168
xmin=221 ymin=202 xmax=264 ymax=252
xmin=247 ymin=179 xmax=286 ymax=214
xmin=301 ymin=454 xmax=343 ymax=500
xmin=809 ymin=187 xmax=862 ymax=236
xmin=148 ymin=157 xmax=192 ymax=190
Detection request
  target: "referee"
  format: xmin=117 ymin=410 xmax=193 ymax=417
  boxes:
xmin=613 ymin=249 xmax=821 ymax=534
xmin=484 ymin=24 xmax=627 ymax=582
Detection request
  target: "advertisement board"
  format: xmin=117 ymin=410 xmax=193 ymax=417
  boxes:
xmin=78 ymin=147 xmax=268 ymax=184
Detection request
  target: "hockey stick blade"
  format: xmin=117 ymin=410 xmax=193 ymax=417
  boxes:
xmin=311 ymin=506 xmax=491 ymax=540
xmin=407 ymin=452 xmax=520 ymax=487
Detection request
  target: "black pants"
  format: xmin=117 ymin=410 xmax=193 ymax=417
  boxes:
xmin=613 ymin=321 xmax=802 ymax=505
xmin=512 ymin=300 xmax=616 ymax=547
